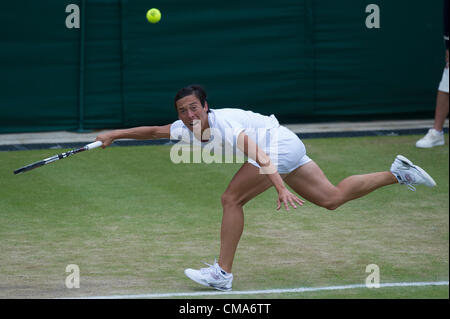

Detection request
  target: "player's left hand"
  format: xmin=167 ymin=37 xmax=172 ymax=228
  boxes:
xmin=276 ymin=188 xmax=305 ymax=211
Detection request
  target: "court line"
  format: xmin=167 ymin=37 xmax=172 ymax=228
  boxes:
xmin=67 ymin=281 xmax=449 ymax=299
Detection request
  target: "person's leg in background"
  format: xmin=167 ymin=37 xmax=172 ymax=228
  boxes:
xmin=416 ymin=52 xmax=449 ymax=148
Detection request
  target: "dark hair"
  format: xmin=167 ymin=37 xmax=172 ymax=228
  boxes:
xmin=174 ymin=84 xmax=210 ymax=113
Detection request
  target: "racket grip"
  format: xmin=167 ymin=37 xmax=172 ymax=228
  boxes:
xmin=86 ymin=141 xmax=103 ymax=150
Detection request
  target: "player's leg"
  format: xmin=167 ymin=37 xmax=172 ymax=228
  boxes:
xmin=184 ymin=162 xmax=281 ymax=290
xmin=284 ymin=160 xmax=397 ymax=210
xmin=285 ymin=154 xmax=436 ymax=210
xmin=219 ymin=162 xmax=278 ymax=273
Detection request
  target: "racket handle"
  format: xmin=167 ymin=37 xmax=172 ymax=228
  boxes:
xmin=86 ymin=141 xmax=103 ymax=150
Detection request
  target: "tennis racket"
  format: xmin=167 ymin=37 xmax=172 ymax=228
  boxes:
xmin=13 ymin=141 xmax=103 ymax=175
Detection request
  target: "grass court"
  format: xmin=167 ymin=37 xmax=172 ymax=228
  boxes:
xmin=0 ymin=134 xmax=448 ymax=298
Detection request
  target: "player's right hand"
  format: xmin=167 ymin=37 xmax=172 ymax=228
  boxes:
xmin=96 ymin=132 xmax=115 ymax=148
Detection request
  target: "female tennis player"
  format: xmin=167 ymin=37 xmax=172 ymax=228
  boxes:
xmin=96 ymin=84 xmax=436 ymax=291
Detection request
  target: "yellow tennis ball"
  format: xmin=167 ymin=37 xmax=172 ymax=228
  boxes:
xmin=146 ymin=8 xmax=161 ymax=24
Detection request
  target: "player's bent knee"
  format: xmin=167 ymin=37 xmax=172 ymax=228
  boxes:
xmin=314 ymin=189 xmax=344 ymax=210
xmin=318 ymin=197 xmax=342 ymax=211
xmin=323 ymin=203 xmax=339 ymax=211
xmin=221 ymin=192 xmax=242 ymax=209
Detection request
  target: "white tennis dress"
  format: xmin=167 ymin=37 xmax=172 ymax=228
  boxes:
xmin=170 ymin=108 xmax=311 ymax=174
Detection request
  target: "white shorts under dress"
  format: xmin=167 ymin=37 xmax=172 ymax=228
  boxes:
xmin=247 ymin=125 xmax=312 ymax=174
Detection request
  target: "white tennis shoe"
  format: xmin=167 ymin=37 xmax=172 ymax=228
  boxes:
xmin=184 ymin=260 xmax=233 ymax=291
xmin=416 ymin=129 xmax=445 ymax=148
xmin=390 ymin=155 xmax=436 ymax=191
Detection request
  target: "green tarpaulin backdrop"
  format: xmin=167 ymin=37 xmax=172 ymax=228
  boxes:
xmin=0 ymin=1 xmax=446 ymax=133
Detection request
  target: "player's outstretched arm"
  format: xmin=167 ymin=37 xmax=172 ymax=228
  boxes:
xmin=96 ymin=124 xmax=171 ymax=148
xmin=236 ymin=132 xmax=304 ymax=211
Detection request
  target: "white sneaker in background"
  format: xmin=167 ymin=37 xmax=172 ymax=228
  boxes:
xmin=184 ymin=260 xmax=233 ymax=291
xmin=390 ymin=155 xmax=436 ymax=191
xmin=416 ymin=129 xmax=445 ymax=148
